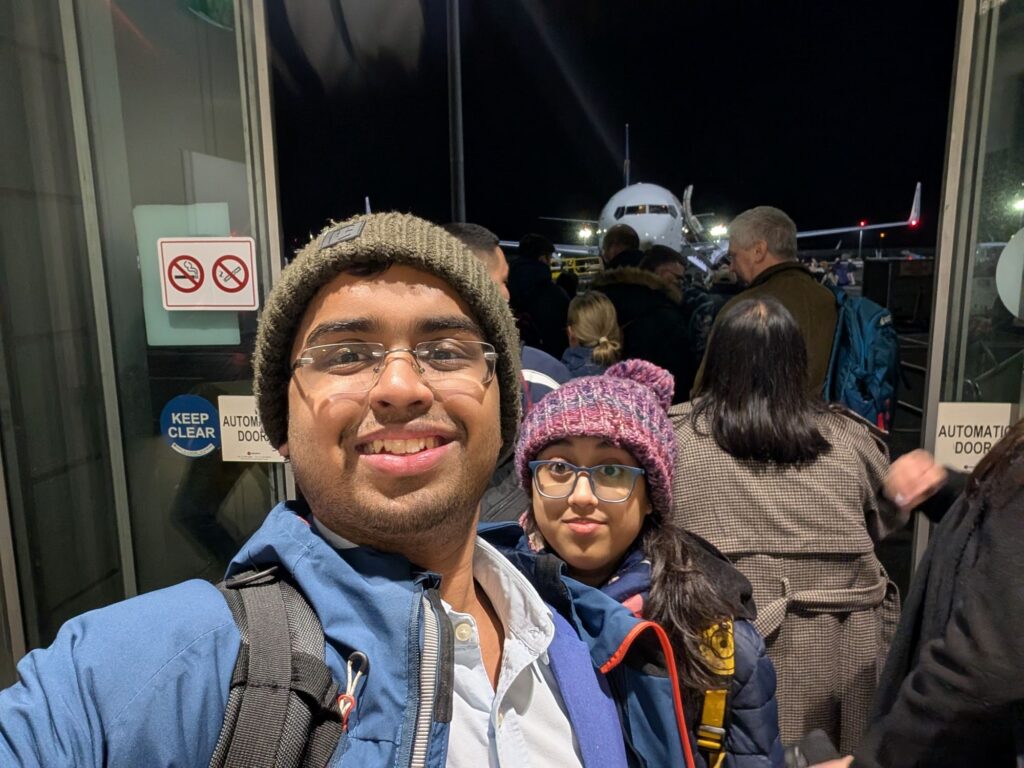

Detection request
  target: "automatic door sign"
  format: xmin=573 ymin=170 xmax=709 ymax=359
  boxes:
xmin=218 ymin=395 xmax=286 ymax=463
xmin=934 ymin=402 xmax=1019 ymax=472
xmin=158 ymin=236 xmax=258 ymax=311
xmin=160 ymin=395 xmax=221 ymax=458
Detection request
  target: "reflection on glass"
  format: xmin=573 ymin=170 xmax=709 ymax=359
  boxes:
xmin=956 ymin=1 xmax=1024 ymax=404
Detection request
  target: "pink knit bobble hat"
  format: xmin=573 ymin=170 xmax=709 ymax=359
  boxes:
xmin=515 ymin=359 xmax=677 ymax=517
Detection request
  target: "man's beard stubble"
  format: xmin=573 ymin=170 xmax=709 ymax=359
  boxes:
xmin=291 ymin=443 xmax=498 ymax=558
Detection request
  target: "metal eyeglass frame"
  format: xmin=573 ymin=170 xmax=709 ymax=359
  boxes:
xmin=291 ymin=340 xmax=498 ymax=393
xmin=527 ymin=460 xmax=646 ymax=503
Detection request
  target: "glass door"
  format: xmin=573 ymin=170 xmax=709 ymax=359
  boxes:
xmin=69 ymin=0 xmax=285 ymax=592
xmin=921 ymin=0 xmax=1024 ymax=561
xmin=0 ymin=0 xmax=285 ymax=674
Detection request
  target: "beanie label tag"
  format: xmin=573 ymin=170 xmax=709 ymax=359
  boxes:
xmin=320 ymin=221 xmax=366 ymax=249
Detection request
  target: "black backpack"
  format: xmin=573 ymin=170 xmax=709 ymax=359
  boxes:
xmin=208 ymin=566 xmax=355 ymax=768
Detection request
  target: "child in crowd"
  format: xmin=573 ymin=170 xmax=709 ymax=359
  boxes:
xmin=561 ymin=290 xmax=622 ymax=377
xmin=515 ymin=359 xmax=783 ymax=767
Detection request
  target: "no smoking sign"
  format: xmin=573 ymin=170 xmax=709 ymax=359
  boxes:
xmin=159 ymin=237 xmax=258 ymax=311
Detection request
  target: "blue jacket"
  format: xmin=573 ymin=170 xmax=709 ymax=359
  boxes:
xmin=596 ymin=544 xmax=783 ymax=768
xmin=560 ymin=346 xmax=608 ymax=378
xmin=0 ymin=504 xmax=772 ymax=767
xmin=520 ymin=344 xmax=570 ymax=408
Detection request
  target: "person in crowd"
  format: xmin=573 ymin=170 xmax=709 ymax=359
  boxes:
xmin=692 ymin=206 xmax=837 ymax=396
xmin=515 ymin=359 xmax=783 ymax=768
xmin=443 ymin=221 xmax=567 ymax=525
xmin=849 ymin=417 xmax=1024 ymax=767
xmin=443 ymin=222 xmax=570 ymax=407
xmin=670 ymin=297 xmax=943 ymax=754
xmin=639 ymin=244 xmax=685 ymax=284
xmin=561 ymin=290 xmax=622 ymax=377
xmin=507 ymin=232 xmax=571 ymax=359
xmin=640 ymin=244 xmax=718 ymax=374
xmin=555 ymin=268 xmax=579 ymax=299
xmin=600 ymin=223 xmax=645 ymax=269
xmin=591 ymin=252 xmax=695 ymax=401
xmin=0 ymin=213 xmax=683 ymax=767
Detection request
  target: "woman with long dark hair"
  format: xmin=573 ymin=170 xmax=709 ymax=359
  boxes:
xmin=670 ymin=297 xmax=905 ymax=754
xmin=516 ymin=359 xmax=783 ymax=767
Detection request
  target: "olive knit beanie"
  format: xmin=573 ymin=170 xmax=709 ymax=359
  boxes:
xmin=253 ymin=212 xmax=522 ymax=456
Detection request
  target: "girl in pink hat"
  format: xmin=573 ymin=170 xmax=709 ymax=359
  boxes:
xmin=515 ymin=359 xmax=783 ymax=768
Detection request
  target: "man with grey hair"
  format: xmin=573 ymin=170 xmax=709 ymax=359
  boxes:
xmin=691 ymin=205 xmax=837 ymax=395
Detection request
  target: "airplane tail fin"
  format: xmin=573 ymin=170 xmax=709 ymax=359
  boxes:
xmin=908 ymin=182 xmax=921 ymax=227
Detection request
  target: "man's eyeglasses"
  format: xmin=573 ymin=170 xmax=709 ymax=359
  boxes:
xmin=528 ymin=460 xmax=645 ymax=503
xmin=291 ymin=339 xmax=498 ymax=394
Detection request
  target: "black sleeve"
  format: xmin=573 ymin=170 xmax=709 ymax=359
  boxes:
xmin=916 ymin=469 xmax=969 ymax=524
xmin=854 ymin=488 xmax=1024 ymax=768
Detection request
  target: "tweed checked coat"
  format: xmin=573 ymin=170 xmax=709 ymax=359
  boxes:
xmin=668 ymin=402 xmax=904 ymax=754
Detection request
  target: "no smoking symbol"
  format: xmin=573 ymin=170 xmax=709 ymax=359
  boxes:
xmin=167 ymin=255 xmax=204 ymax=293
xmin=213 ymin=255 xmax=250 ymax=294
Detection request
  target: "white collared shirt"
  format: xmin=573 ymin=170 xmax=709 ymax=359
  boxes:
xmin=311 ymin=520 xmax=585 ymax=765
xmin=444 ymin=538 xmax=582 ymax=768
xmin=313 ymin=521 xmax=582 ymax=767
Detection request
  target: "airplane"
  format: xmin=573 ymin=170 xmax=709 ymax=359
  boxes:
xmin=501 ymin=180 xmax=922 ymax=271
xmin=597 ymin=180 xmax=922 ymax=252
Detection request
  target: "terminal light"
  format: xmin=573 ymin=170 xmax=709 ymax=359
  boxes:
xmin=1012 ymin=199 xmax=1024 ymax=212
xmin=578 ymin=226 xmax=593 ymax=241
xmin=709 ymin=224 xmax=728 ymax=239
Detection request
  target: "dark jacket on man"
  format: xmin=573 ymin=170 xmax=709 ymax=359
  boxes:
xmin=855 ymin=458 xmax=1024 ymax=768
xmin=606 ymin=249 xmax=645 ymax=270
xmin=692 ymin=261 xmax=838 ymax=397
xmin=508 ymin=257 xmax=570 ymax=359
xmin=590 ymin=267 xmax=695 ymax=402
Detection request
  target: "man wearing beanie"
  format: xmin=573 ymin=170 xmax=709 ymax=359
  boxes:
xmin=0 ymin=213 xmax=597 ymax=767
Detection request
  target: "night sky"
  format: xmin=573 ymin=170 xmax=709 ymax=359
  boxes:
xmin=270 ymin=1 xmax=959 ymax=254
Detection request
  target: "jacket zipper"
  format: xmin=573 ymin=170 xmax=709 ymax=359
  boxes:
xmin=409 ymin=592 xmax=440 ymax=768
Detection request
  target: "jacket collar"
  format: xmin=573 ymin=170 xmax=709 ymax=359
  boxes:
xmin=590 ymin=266 xmax=683 ymax=304
xmin=478 ymin=522 xmax=646 ymax=668
xmin=227 ymin=502 xmax=424 ymax=747
xmin=747 ymin=260 xmax=810 ymax=289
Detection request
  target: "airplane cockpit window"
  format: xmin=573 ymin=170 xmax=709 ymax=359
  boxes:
xmin=614 ymin=206 xmax=625 ymax=219
xmin=621 ymin=204 xmax=676 ymax=216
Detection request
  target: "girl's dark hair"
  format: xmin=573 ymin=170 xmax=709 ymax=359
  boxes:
xmin=968 ymin=416 xmax=1024 ymax=507
xmin=692 ymin=297 xmax=831 ymax=464
xmin=642 ymin=520 xmax=734 ymax=697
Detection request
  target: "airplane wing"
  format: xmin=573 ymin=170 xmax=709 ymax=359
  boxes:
xmin=796 ymin=182 xmax=922 ymax=239
xmin=499 ymin=239 xmax=598 ymax=257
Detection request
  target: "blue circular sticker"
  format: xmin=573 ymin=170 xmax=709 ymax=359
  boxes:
xmin=160 ymin=395 xmax=221 ymax=457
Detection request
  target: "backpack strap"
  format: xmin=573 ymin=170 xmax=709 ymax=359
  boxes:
xmin=822 ymin=283 xmax=846 ymax=400
xmin=208 ymin=566 xmax=345 ymax=768
xmin=697 ymin=620 xmax=735 ymax=768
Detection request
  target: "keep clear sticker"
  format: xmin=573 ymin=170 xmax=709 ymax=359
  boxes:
xmin=160 ymin=395 xmax=221 ymax=458
xmin=218 ymin=395 xmax=285 ymax=463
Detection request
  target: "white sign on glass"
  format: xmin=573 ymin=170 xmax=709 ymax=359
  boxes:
xmin=159 ymin=236 xmax=258 ymax=311
xmin=934 ymin=402 xmax=1019 ymax=471
xmin=218 ymin=395 xmax=286 ymax=463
